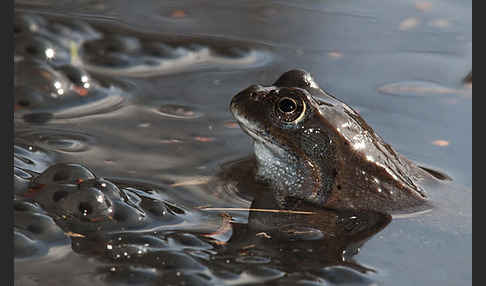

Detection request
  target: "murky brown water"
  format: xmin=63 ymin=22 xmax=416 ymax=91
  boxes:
xmin=14 ymin=0 xmax=471 ymax=285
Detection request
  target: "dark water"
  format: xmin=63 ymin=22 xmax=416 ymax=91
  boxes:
xmin=14 ymin=0 xmax=471 ymax=285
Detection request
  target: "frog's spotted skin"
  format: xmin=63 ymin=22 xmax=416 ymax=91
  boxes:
xmin=230 ymin=69 xmax=439 ymax=213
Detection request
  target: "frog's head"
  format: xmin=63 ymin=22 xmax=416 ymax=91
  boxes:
xmin=230 ymin=70 xmax=430 ymax=213
xmin=230 ymin=71 xmax=321 ymax=145
xmin=230 ymin=70 xmax=343 ymax=208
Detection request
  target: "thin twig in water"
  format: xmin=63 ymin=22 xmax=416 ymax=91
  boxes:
xmin=65 ymin=231 xmax=86 ymax=238
xmin=170 ymin=177 xmax=211 ymax=187
xmin=200 ymin=207 xmax=316 ymax=215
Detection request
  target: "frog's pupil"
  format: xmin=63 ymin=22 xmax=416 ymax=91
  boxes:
xmin=279 ymin=98 xmax=296 ymax=113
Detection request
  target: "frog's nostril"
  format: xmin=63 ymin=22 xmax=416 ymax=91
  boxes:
xmin=245 ymin=85 xmax=267 ymax=102
xmin=230 ymin=93 xmax=239 ymax=105
xmin=230 ymin=99 xmax=237 ymax=112
xmin=230 ymin=96 xmax=243 ymax=117
xmin=52 ymin=190 xmax=69 ymax=202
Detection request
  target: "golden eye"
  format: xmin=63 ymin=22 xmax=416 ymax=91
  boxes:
xmin=275 ymin=96 xmax=306 ymax=123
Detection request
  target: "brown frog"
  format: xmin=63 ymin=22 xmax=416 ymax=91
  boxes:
xmin=230 ymin=69 xmax=442 ymax=213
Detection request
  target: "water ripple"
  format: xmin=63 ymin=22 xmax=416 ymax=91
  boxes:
xmin=16 ymin=129 xmax=96 ymax=152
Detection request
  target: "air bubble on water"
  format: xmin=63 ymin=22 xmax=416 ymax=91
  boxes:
xmin=45 ymin=48 xmax=55 ymax=59
xmin=138 ymin=123 xmax=151 ymax=128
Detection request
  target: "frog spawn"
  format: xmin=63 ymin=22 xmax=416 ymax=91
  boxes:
xmin=14 ymin=13 xmax=125 ymax=122
xmin=14 ymin=200 xmax=69 ymax=258
xmin=14 ymin=59 xmax=126 ymax=122
xmin=15 ymin=162 xmax=221 ymax=282
xmin=15 ymin=12 xmax=270 ymax=122
xmin=16 ymin=12 xmax=269 ymax=78
xmin=80 ymin=32 xmax=270 ymax=78
xmin=16 ymin=165 xmax=295 ymax=284
xmin=22 ymin=163 xmax=186 ymax=235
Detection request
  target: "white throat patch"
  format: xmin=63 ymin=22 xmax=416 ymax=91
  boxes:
xmin=254 ymin=142 xmax=305 ymax=193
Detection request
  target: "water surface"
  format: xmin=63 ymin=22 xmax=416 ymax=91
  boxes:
xmin=14 ymin=0 xmax=471 ymax=285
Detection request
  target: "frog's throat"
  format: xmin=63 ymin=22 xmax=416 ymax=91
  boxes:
xmin=253 ymin=141 xmax=324 ymax=207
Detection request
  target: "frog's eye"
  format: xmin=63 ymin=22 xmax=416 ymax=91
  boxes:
xmin=275 ymin=96 xmax=306 ymax=123
xmin=278 ymin=97 xmax=297 ymax=113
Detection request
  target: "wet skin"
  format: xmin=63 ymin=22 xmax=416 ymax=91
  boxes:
xmin=230 ymin=69 xmax=440 ymax=213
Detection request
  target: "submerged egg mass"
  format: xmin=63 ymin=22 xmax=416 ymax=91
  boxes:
xmin=21 ymin=163 xmax=193 ymax=234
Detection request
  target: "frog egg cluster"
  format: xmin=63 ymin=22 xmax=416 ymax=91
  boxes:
xmin=19 ymin=163 xmax=186 ymax=236
xmin=15 ymin=12 xmax=270 ymax=121
xmin=25 ymin=164 xmax=120 ymax=229
xmin=14 ymin=13 xmax=125 ymax=121
xmin=14 ymin=199 xmax=69 ymax=258
xmin=80 ymin=31 xmax=269 ymax=77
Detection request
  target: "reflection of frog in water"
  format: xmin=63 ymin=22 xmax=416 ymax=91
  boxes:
xmin=230 ymin=69 xmax=446 ymax=213
xmin=218 ymin=183 xmax=391 ymax=275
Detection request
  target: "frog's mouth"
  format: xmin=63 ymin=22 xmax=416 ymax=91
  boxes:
xmin=231 ymin=106 xmax=272 ymax=144
xmin=231 ymin=110 xmax=291 ymax=161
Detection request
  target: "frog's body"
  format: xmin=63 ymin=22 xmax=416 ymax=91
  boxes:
xmin=230 ymin=69 xmax=439 ymax=213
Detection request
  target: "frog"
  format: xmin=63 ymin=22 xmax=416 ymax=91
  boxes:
xmin=230 ymin=69 xmax=443 ymax=213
